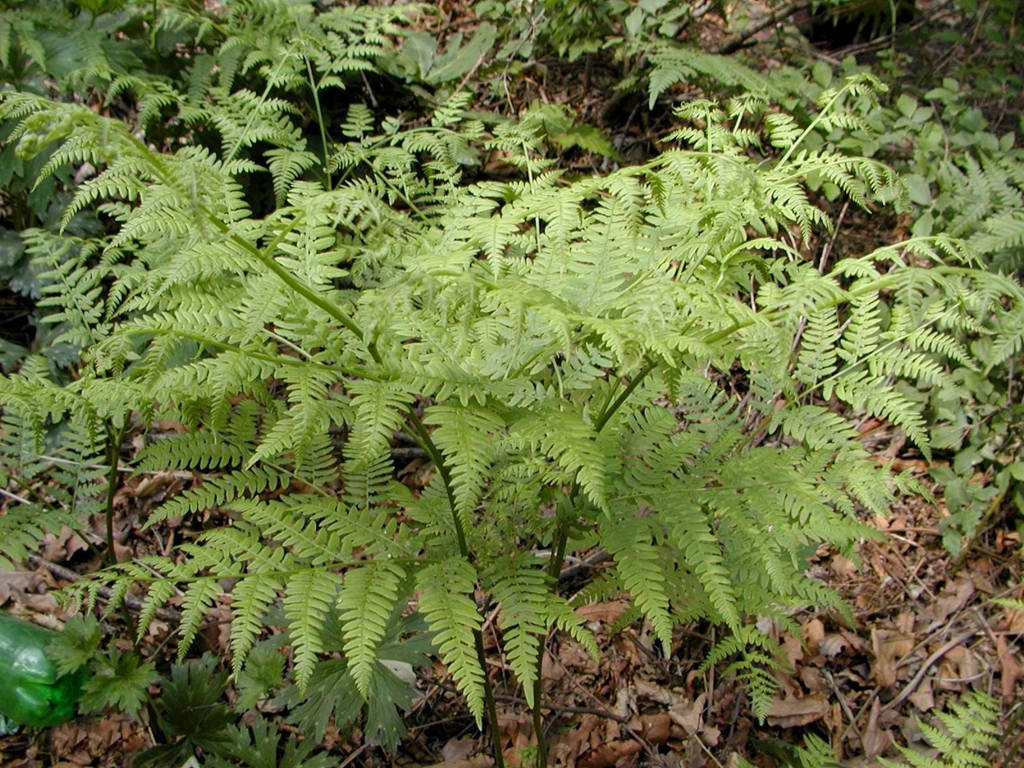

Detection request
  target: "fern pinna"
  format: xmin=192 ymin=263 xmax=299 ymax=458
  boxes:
xmin=2 ymin=26 xmax=1023 ymax=762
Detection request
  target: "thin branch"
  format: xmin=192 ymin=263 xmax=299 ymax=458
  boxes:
xmin=716 ymin=2 xmax=808 ymax=54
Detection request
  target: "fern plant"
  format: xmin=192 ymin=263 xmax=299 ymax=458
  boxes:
xmin=881 ymin=690 xmax=1001 ymax=768
xmin=2 ymin=7 xmax=1024 ymax=765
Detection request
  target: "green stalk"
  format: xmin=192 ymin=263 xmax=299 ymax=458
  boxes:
xmin=406 ymin=411 xmax=505 ymax=768
xmin=304 ymin=56 xmax=333 ymax=191
xmin=532 ymin=360 xmax=658 ymax=768
xmin=103 ymin=421 xmax=127 ymax=568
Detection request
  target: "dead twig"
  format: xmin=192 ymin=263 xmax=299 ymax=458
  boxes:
xmin=881 ymin=629 xmax=978 ymax=712
xmin=26 ymin=554 xmax=180 ymax=623
xmin=715 ymin=2 xmax=808 ymax=54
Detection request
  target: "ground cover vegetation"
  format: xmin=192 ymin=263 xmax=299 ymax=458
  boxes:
xmin=0 ymin=0 xmax=1022 ymax=766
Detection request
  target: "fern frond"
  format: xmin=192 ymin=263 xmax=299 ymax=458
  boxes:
xmin=424 ymin=405 xmax=504 ymax=523
xmin=416 ymin=559 xmax=485 ymax=725
xmin=284 ymin=569 xmax=338 ymax=693
xmin=338 ymin=561 xmax=405 ymax=699
xmin=602 ymin=515 xmax=674 ymax=649
xmin=880 ymin=690 xmax=1000 ymax=768
xmin=487 ymin=556 xmax=550 ymax=707
xmin=177 ymin=577 xmax=221 ymax=661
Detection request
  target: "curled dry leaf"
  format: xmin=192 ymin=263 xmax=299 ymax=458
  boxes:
xmin=765 ymin=692 xmax=830 ymax=728
xmin=871 ymin=627 xmax=915 ymax=688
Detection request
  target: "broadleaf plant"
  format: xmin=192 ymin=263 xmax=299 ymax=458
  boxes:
xmin=1 ymin=2 xmax=1023 ymax=766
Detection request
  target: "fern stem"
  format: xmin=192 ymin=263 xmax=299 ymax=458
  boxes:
xmin=223 ymin=229 xmax=367 ymax=341
xmin=595 ymin=358 xmax=658 ymax=432
xmin=531 ymin=500 xmax=572 ymax=768
xmin=121 ymin=326 xmax=375 ymax=379
xmin=532 ymin=360 xmax=658 ymax=767
xmin=777 ymin=78 xmax=857 ymax=167
xmin=304 ymin=56 xmax=333 ymax=191
xmin=405 ymin=408 xmax=506 ymax=768
xmin=103 ymin=421 xmax=126 ymax=567
xmin=476 ymin=629 xmax=507 ymax=768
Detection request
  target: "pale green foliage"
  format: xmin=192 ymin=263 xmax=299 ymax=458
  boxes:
xmin=417 ymin=559 xmax=485 ymax=724
xmin=2 ymin=17 xmax=1024 ymax=741
xmin=338 ymin=561 xmax=405 ymax=698
xmin=880 ymin=690 xmax=1000 ymax=768
xmin=0 ymin=358 xmax=107 ymax=568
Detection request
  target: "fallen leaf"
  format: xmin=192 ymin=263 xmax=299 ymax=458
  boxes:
xmin=926 ymin=578 xmax=975 ymax=629
xmin=831 ymin=555 xmax=858 ymax=577
xmin=907 ymin=675 xmax=934 ymax=712
xmin=442 ymin=735 xmax=477 ymax=762
xmin=803 ymin=618 xmax=826 ymax=655
xmin=820 ymin=634 xmax=847 ymax=658
xmin=637 ymin=713 xmax=670 ymax=743
xmin=862 ymin=698 xmax=892 ymax=758
xmin=997 ymin=635 xmax=1022 ymax=700
xmin=765 ymin=693 xmax=829 ymax=727
xmin=781 ymin=632 xmax=803 ymax=668
xmin=577 ymin=740 xmax=641 ymax=768
xmin=426 ymin=758 xmax=492 ymax=768
xmin=936 ymin=645 xmax=978 ymax=690
xmin=575 ymin=600 xmax=629 ymax=624
xmin=871 ymin=627 xmax=914 ymax=688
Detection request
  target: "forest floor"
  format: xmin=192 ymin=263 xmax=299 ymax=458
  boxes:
xmin=2 ymin=417 xmax=1024 ymax=767
xmin=2 ymin=1 xmax=1024 ymax=766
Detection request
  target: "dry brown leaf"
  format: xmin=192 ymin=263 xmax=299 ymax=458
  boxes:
xmin=637 ymin=712 xmax=671 ymax=743
xmin=441 ymin=736 xmax=477 ymax=762
xmin=803 ymin=618 xmax=825 ymax=655
xmin=634 ymin=680 xmax=705 ymax=736
xmin=132 ymin=471 xmax=180 ymax=499
xmin=23 ymin=593 xmax=59 ymax=617
xmin=426 ymin=758 xmax=492 ymax=768
xmin=862 ymin=698 xmax=892 ymax=758
xmin=927 ymin=578 xmax=975 ymax=628
xmin=577 ymin=740 xmax=642 ymax=768
xmin=781 ymin=632 xmax=804 ymax=668
xmin=575 ymin=600 xmax=630 ymax=624
xmin=540 ymin=650 xmax=564 ymax=683
xmin=997 ymin=634 xmax=1023 ymax=700
xmin=999 ymin=603 xmax=1024 ymax=634
xmin=908 ymin=675 xmax=934 ymax=712
xmin=820 ymin=633 xmax=847 ymax=658
xmin=936 ymin=645 xmax=978 ymax=691
xmin=765 ymin=693 xmax=829 ymax=727
xmin=831 ymin=554 xmax=858 ymax=577
xmin=871 ymin=627 xmax=914 ymax=688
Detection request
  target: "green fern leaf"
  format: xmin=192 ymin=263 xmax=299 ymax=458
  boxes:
xmin=338 ymin=560 xmax=405 ymax=699
xmin=416 ymin=559 xmax=485 ymax=725
xmin=424 ymin=405 xmax=504 ymax=523
xmin=177 ymin=577 xmax=220 ymax=661
xmin=488 ymin=557 xmax=549 ymax=707
xmin=284 ymin=569 xmax=338 ymax=693
xmin=602 ymin=515 xmax=674 ymax=649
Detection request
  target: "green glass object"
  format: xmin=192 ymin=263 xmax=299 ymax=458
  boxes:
xmin=0 ymin=614 xmax=86 ymax=727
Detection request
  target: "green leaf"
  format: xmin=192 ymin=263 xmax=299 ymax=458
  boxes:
xmin=235 ymin=638 xmax=287 ymax=712
xmin=904 ymin=173 xmax=932 ymax=205
xmin=426 ymin=23 xmax=496 ymax=85
xmin=337 ymin=560 xmax=405 ymax=699
xmin=284 ymin=570 xmax=338 ymax=693
xmin=416 ymin=559 xmax=485 ymax=725
xmin=46 ymin=615 xmax=101 ymax=676
xmin=80 ymin=650 xmax=159 ymax=717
